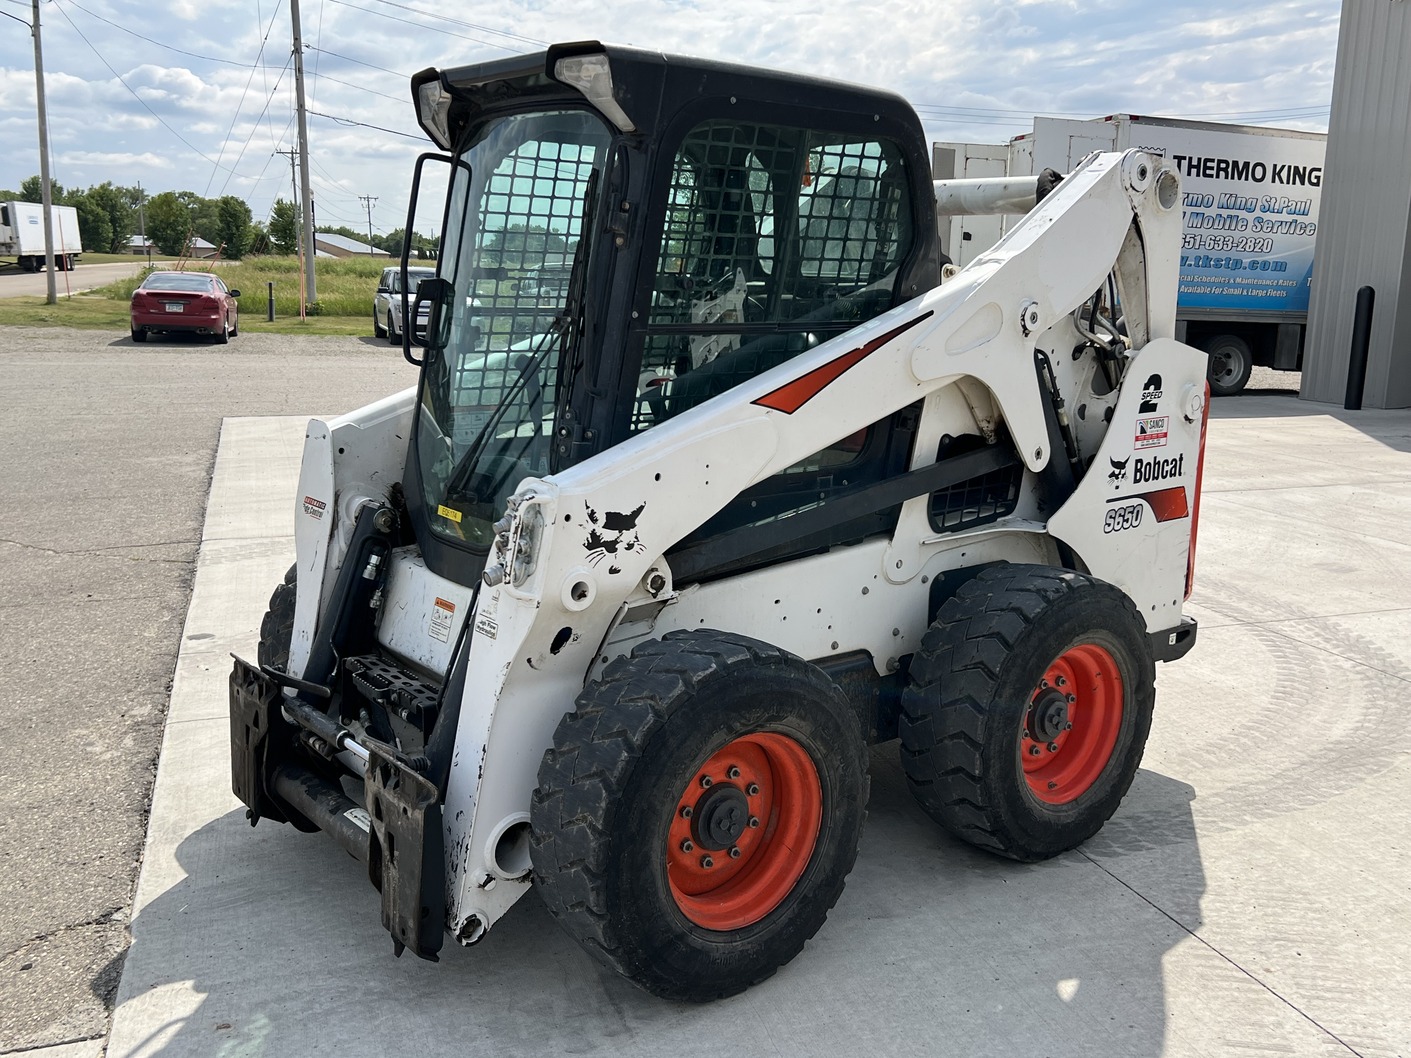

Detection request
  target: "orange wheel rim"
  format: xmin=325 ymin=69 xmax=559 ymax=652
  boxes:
xmin=666 ymin=732 xmax=822 ymax=931
xmin=1021 ymin=643 xmax=1123 ymax=805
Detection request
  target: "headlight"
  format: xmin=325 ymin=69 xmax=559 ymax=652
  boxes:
xmin=553 ymin=54 xmax=635 ymax=132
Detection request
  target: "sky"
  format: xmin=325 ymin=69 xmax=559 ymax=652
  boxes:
xmin=0 ymin=0 xmax=1343 ymax=242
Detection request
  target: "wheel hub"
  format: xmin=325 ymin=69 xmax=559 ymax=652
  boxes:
xmin=693 ymin=784 xmax=750 ymax=850
xmin=1027 ymin=689 xmax=1070 ymax=742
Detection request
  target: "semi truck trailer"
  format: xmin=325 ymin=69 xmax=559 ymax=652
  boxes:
xmin=0 ymin=200 xmax=83 ymax=271
xmin=936 ymin=114 xmax=1326 ymax=395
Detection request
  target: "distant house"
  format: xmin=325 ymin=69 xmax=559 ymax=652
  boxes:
xmin=315 ymin=233 xmax=388 ymax=258
xmin=127 ymin=234 xmax=219 ymax=258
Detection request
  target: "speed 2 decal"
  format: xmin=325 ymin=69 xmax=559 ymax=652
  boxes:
xmin=1138 ymin=374 xmax=1163 ymax=414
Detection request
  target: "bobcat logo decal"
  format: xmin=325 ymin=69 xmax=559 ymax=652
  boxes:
xmin=1108 ymin=456 xmax=1131 ymax=487
xmin=583 ymin=501 xmax=647 ymax=575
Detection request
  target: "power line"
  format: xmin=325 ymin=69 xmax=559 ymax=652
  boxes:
xmin=58 ymin=0 xmax=262 ymax=68
xmin=307 ymin=108 xmax=423 ymax=140
xmin=367 ymin=0 xmax=545 ymax=48
xmin=202 ymin=0 xmax=287 ymax=198
xmin=217 ymin=54 xmax=295 ymax=198
xmin=323 ymin=0 xmax=523 ymax=54
xmin=49 ymin=0 xmax=262 ymax=178
xmin=315 ymin=71 xmax=407 ymax=103
xmin=307 ymin=45 xmax=407 ymax=80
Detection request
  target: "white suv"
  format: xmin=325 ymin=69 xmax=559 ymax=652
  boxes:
xmin=373 ymin=266 xmax=436 ymax=344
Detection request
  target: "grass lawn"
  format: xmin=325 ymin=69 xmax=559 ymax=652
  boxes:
xmin=0 ymin=255 xmax=386 ymax=335
xmin=0 ymin=294 xmax=371 ymax=336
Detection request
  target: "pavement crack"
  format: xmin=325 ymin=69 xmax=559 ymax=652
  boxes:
xmin=2 ymin=906 xmax=125 ymax=961
xmin=0 ymin=537 xmax=196 ymax=564
xmin=1077 ymin=850 xmax=1368 ymax=1057
xmin=0 ymin=1033 xmax=106 ymax=1056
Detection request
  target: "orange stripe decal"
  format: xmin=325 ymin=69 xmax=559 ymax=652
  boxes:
xmin=1140 ymin=486 xmax=1190 ymax=522
xmin=752 ymin=311 xmax=933 ymax=414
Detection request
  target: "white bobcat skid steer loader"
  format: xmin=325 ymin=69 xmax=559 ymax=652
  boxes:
xmin=229 ymin=41 xmax=1208 ymax=1001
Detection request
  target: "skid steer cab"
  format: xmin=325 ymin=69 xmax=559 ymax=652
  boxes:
xmin=229 ymin=41 xmax=1208 ymax=1000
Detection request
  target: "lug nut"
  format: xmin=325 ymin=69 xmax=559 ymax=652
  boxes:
xmin=700 ymin=775 xmax=713 ymax=788
xmin=700 ymin=855 xmax=714 ymax=869
xmin=1029 ymin=745 xmax=1042 ymax=757
xmin=1065 ymin=721 xmax=1073 ymax=731
xmin=680 ymin=805 xmax=693 ymax=819
xmin=746 ymin=783 xmax=760 ymax=796
xmin=1039 ymin=679 xmax=1049 ymax=689
xmin=1056 ymin=676 xmax=1067 ymax=687
xmin=1048 ymin=742 xmax=1060 ymax=752
xmin=680 ymin=839 xmax=694 ymax=853
xmin=1066 ymin=693 xmax=1077 ymax=704
xmin=727 ymin=766 xmax=741 ymax=780
xmin=1048 ymin=781 xmax=1058 ymax=790
xmin=729 ymin=846 xmax=742 ymax=859
xmin=748 ymin=816 xmax=760 ymax=829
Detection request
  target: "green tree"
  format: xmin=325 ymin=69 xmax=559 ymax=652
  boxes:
xmin=268 ymin=198 xmax=299 ymax=254
xmin=87 ymin=182 xmax=135 ymax=252
xmin=379 ymin=227 xmax=406 ymax=258
xmin=19 ymin=174 xmax=66 ymax=204
xmin=69 ymin=192 xmax=113 ymax=254
xmin=145 ymin=191 xmax=190 ymax=255
xmin=246 ymin=221 xmax=270 ymax=256
xmin=215 ymin=196 xmax=252 ymax=259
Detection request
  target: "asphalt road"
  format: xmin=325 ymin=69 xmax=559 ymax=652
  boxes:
xmin=0 ymin=327 xmax=409 ymax=1053
xmin=0 ymin=261 xmax=169 ymax=299
xmin=0 ymin=329 xmax=1302 ymax=1055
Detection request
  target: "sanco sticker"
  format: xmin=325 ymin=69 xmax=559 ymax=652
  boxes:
xmin=1134 ymin=416 xmax=1169 ymax=450
xmin=436 ymin=504 xmax=463 ymax=524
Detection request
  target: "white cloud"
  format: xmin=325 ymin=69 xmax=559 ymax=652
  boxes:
xmin=57 ymin=150 xmax=172 ymax=168
xmin=0 ymin=0 xmax=1340 ymax=225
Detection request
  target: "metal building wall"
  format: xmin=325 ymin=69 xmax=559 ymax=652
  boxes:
xmin=1303 ymin=0 xmax=1411 ymax=407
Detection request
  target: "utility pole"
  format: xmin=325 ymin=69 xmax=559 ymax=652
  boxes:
xmin=31 ymin=0 xmax=56 ymax=304
xmin=137 ymin=181 xmax=148 ymax=264
xmin=289 ymin=0 xmax=317 ymax=306
xmin=359 ymin=195 xmax=377 ymax=255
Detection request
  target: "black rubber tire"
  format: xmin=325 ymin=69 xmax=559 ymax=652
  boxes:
xmin=214 ymin=318 xmax=230 ymax=345
xmin=531 ymin=629 xmax=869 ymax=1001
xmin=1206 ymin=334 xmax=1253 ymax=396
xmin=230 ymin=315 xmax=238 ymax=338
xmin=386 ymin=311 xmax=398 ymax=346
xmin=899 ymin=564 xmax=1154 ymax=863
xmin=131 ymin=328 xmax=147 ymax=343
xmin=373 ymin=312 xmax=386 ymax=338
xmin=257 ymin=564 xmax=297 ymax=672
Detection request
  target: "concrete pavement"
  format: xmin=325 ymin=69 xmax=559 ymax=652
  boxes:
xmin=100 ymin=394 xmax=1411 ymax=1056
xmin=0 ymin=261 xmax=168 ymax=298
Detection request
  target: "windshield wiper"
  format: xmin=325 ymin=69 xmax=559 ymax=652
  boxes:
xmin=445 ymin=169 xmax=601 ymax=500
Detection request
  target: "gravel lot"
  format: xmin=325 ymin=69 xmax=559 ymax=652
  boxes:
xmin=0 ymin=329 xmax=407 ymax=1053
xmin=0 ymin=326 xmax=1302 ymax=1052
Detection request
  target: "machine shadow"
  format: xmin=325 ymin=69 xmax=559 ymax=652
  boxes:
xmin=109 ymin=753 xmax=1202 ymax=1058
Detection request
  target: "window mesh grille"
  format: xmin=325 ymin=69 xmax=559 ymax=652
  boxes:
xmin=631 ymin=122 xmax=912 ymax=435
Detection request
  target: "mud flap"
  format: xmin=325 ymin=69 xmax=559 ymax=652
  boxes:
xmin=366 ymin=746 xmax=446 ymax=961
xmin=229 ymin=657 xmax=293 ymax=825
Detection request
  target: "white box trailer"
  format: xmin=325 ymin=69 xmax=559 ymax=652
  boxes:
xmin=945 ymin=115 xmax=1326 ymax=394
xmin=0 ymin=201 xmax=83 ymax=272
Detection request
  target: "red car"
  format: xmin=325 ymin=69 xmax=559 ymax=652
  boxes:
xmin=130 ymin=271 xmax=241 ymax=344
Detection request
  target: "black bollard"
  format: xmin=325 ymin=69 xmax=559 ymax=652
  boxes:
xmin=267 ymin=281 xmax=276 ymax=322
xmin=1344 ymin=286 xmax=1375 ymax=411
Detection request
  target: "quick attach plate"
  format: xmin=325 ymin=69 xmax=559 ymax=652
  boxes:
xmin=365 ymin=744 xmax=446 ymax=961
xmin=228 ymin=656 xmax=292 ymax=825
